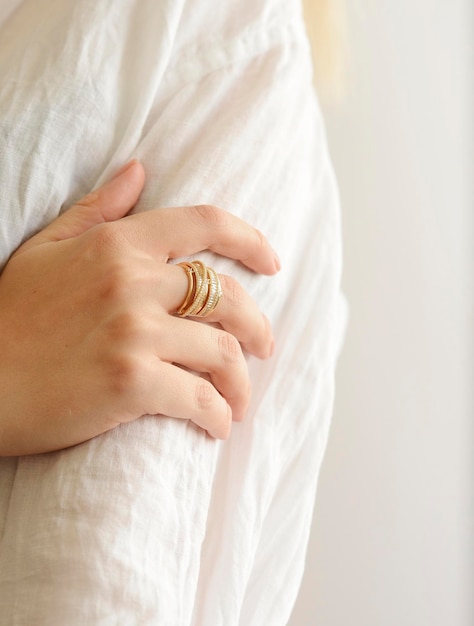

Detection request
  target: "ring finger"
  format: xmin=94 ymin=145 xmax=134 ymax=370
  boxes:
xmin=163 ymin=263 xmax=273 ymax=359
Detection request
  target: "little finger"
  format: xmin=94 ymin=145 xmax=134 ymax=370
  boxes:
xmin=156 ymin=317 xmax=251 ymax=422
xmin=146 ymin=361 xmax=232 ymax=439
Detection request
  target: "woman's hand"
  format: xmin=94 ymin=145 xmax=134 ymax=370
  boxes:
xmin=0 ymin=161 xmax=279 ymax=455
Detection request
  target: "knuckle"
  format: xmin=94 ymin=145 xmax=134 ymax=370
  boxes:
xmin=104 ymin=352 xmax=144 ymax=398
xmin=88 ymin=221 xmax=125 ymax=255
xmin=186 ymin=204 xmax=227 ymax=229
xmin=217 ymin=332 xmax=242 ymax=365
xmin=103 ymin=310 xmax=142 ymax=343
xmin=75 ymin=190 xmax=100 ymax=210
xmin=220 ymin=274 xmax=245 ymax=308
xmin=99 ymin=260 xmax=135 ymax=303
xmin=194 ymin=378 xmax=216 ymax=412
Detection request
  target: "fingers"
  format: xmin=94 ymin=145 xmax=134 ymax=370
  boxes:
xmin=120 ymin=204 xmax=280 ymax=275
xmin=146 ymin=361 xmax=233 ymax=439
xmin=157 ymin=318 xmax=251 ymax=422
xmin=16 ymin=160 xmax=145 ymax=254
xmin=153 ymin=263 xmax=274 ymax=359
xmin=199 ymin=273 xmax=274 ymax=358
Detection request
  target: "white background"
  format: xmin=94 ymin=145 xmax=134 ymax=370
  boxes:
xmin=290 ymin=1 xmax=472 ymax=624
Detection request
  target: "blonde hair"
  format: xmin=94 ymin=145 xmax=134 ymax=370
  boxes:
xmin=302 ymin=0 xmax=347 ymax=100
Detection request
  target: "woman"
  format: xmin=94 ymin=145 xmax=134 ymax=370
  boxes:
xmin=0 ymin=0 xmax=346 ymax=623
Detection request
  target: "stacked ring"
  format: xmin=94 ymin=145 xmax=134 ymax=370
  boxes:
xmin=176 ymin=260 xmax=223 ymax=318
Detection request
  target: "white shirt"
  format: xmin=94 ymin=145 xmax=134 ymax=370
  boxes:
xmin=0 ymin=1 xmax=347 ymax=624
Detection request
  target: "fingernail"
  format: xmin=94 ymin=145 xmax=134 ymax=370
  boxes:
xmin=272 ymin=248 xmax=281 ymax=272
xmin=111 ymin=159 xmax=137 ymax=180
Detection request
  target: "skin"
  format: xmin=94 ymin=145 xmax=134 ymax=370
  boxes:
xmin=0 ymin=161 xmax=279 ymax=455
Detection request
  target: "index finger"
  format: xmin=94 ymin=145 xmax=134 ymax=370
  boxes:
xmin=121 ymin=204 xmax=280 ymax=275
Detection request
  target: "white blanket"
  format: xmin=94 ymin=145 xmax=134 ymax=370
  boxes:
xmin=0 ymin=1 xmax=347 ymax=624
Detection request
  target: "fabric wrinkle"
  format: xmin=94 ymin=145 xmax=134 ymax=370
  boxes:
xmin=0 ymin=1 xmax=347 ymax=624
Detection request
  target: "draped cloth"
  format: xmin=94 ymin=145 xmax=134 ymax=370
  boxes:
xmin=0 ymin=1 xmax=348 ymax=624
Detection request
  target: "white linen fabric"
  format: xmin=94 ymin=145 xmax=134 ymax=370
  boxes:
xmin=0 ymin=1 xmax=348 ymax=624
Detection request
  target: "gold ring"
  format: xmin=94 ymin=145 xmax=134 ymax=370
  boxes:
xmin=176 ymin=260 xmax=223 ymax=318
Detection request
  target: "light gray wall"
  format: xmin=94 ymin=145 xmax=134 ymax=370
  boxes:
xmin=290 ymin=1 xmax=472 ymax=624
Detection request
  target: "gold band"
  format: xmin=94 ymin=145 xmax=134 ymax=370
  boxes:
xmin=176 ymin=262 xmax=196 ymax=316
xmin=199 ymin=265 xmax=222 ymax=317
xmin=176 ymin=260 xmax=223 ymax=318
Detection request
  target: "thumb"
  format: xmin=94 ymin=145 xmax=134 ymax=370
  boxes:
xmin=20 ymin=160 xmax=145 ymax=252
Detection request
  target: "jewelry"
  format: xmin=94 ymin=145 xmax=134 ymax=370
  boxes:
xmin=176 ymin=260 xmax=223 ymax=318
